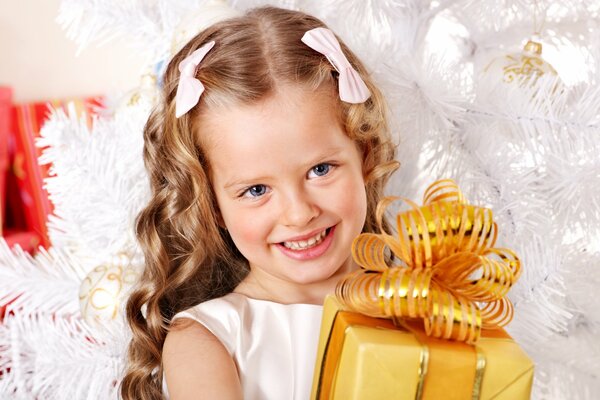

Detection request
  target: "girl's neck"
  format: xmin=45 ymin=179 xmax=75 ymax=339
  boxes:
xmin=233 ymin=258 xmax=360 ymax=305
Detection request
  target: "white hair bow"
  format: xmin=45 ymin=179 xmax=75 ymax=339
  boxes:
xmin=175 ymin=40 xmax=215 ymax=118
xmin=301 ymin=28 xmax=371 ymax=103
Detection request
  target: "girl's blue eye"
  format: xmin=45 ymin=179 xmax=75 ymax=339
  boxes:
xmin=242 ymin=184 xmax=268 ymax=198
xmin=308 ymin=163 xmax=333 ymax=178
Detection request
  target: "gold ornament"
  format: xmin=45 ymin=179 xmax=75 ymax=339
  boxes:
xmin=127 ymin=72 xmax=158 ymax=106
xmin=336 ymin=179 xmax=521 ymax=344
xmin=484 ymin=39 xmax=558 ymax=86
xmin=79 ymin=253 xmax=141 ymax=328
xmin=118 ymin=70 xmax=160 ymax=112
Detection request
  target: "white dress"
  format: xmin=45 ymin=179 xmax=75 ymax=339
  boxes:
xmin=163 ymin=292 xmax=324 ymax=400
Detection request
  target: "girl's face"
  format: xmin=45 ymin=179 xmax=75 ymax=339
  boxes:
xmin=201 ymin=85 xmax=367 ymax=302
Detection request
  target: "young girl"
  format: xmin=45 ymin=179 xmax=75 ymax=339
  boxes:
xmin=120 ymin=5 xmax=399 ymax=400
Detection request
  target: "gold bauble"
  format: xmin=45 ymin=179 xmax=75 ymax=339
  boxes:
xmin=118 ymin=70 xmax=160 ymax=112
xmin=79 ymin=254 xmax=141 ymax=328
xmin=484 ymin=40 xmax=558 ymax=86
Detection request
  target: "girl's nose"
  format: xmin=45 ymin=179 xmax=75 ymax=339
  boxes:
xmin=281 ymin=189 xmax=320 ymax=228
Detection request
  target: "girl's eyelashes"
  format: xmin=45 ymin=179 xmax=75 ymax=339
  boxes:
xmin=240 ymin=184 xmax=270 ymax=199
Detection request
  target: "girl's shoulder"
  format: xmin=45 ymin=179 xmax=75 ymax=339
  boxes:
xmin=172 ymin=292 xmax=249 ymax=321
xmin=163 ymin=294 xmax=245 ymax=399
xmin=165 ymin=293 xmax=324 ymax=399
xmin=170 ymin=292 xmax=249 ymax=354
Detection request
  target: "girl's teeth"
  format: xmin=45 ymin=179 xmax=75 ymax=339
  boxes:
xmin=283 ymin=229 xmax=327 ymax=250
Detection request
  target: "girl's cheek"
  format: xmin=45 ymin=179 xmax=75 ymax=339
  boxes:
xmin=234 ymin=210 xmax=273 ymax=244
xmin=332 ymin=175 xmax=367 ymax=216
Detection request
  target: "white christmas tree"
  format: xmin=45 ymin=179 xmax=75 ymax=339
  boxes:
xmin=1 ymin=0 xmax=599 ymax=399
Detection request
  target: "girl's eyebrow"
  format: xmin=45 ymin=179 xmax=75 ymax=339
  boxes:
xmin=224 ymin=175 xmax=271 ymax=190
xmin=223 ymin=147 xmax=344 ymax=189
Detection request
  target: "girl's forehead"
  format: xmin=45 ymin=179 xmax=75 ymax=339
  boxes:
xmin=200 ymin=85 xmax=343 ymax=154
xmin=198 ymin=86 xmax=353 ymax=183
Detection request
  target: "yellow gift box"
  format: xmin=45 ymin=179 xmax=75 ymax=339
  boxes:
xmin=311 ymin=295 xmax=534 ymax=400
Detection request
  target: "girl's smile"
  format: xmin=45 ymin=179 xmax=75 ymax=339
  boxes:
xmin=275 ymin=224 xmax=336 ymax=260
xmin=200 ymin=84 xmax=368 ymax=304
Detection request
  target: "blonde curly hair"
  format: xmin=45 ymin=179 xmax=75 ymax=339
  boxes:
xmin=120 ymin=5 xmax=399 ymax=399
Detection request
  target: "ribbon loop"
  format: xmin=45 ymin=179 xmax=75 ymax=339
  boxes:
xmin=336 ymin=179 xmax=521 ymax=344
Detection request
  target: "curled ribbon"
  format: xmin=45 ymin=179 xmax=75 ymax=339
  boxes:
xmin=336 ymin=179 xmax=521 ymax=344
xmin=301 ymin=27 xmax=371 ymax=103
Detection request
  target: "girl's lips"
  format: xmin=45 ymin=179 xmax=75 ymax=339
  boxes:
xmin=281 ymin=226 xmax=330 ymax=242
xmin=275 ymin=225 xmax=336 ymax=261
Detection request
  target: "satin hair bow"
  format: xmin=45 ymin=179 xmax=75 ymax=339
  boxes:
xmin=301 ymin=28 xmax=371 ymax=103
xmin=175 ymin=41 xmax=215 ymax=118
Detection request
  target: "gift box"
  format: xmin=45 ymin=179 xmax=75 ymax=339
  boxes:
xmin=311 ymin=179 xmax=535 ymax=399
xmin=311 ymin=295 xmax=534 ymax=400
xmin=6 ymin=95 xmax=103 ymax=251
xmin=0 ymin=86 xmax=12 ymax=234
xmin=2 ymin=228 xmax=41 ymax=254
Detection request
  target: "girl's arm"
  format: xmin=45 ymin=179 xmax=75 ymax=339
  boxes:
xmin=163 ymin=321 xmax=243 ymax=399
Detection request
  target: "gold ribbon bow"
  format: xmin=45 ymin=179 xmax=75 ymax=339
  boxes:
xmin=336 ymin=179 xmax=521 ymax=344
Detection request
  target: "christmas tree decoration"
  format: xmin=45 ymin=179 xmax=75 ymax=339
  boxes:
xmin=0 ymin=243 xmax=131 ymax=399
xmin=118 ymin=70 xmax=160 ymax=112
xmin=483 ymin=39 xmax=558 ymax=86
xmin=79 ymin=254 xmax=142 ymax=332
xmin=35 ymin=99 xmax=151 ymax=269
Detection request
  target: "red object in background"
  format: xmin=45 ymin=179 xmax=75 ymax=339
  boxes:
xmin=2 ymin=88 xmax=42 ymax=252
xmin=1 ymin=88 xmax=103 ymax=254
xmin=0 ymin=87 xmax=11 ymax=234
xmin=1 ymin=90 xmax=104 ymax=380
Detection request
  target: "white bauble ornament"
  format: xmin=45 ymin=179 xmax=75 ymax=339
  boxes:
xmin=79 ymin=254 xmax=141 ymax=330
xmin=117 ymin=69 xmax=160 ymax=113
xmin=483 ymin=39 xmax=558 ymax=87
